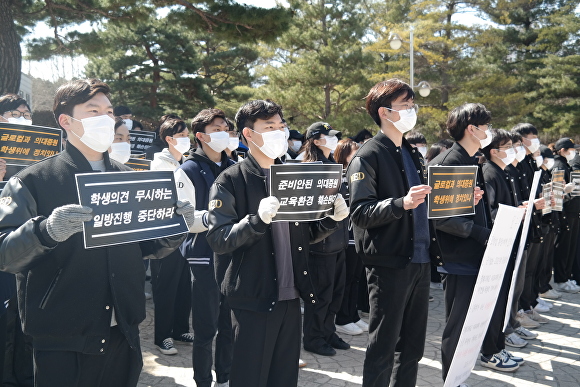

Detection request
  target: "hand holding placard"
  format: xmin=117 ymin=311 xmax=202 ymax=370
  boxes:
xmin=329 ymin=193 xmax=348 ymax=221
xmin=258 ymin=196 xmax=280 ymax=224
xmin=473 ymin=186 xmax=484 ymax=206
xmin=46 ymin=204 xmax=93 ymax=242
xmin=403 ymin=185 xmax=431 ymax=210
xmin=175 ymin=200 xmax=195 ymax=228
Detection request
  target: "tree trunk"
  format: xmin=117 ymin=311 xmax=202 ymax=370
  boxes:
xmin=0 ymin=0 xmax=22 ymax=95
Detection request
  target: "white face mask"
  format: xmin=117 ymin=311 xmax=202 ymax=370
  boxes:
xmin=204 ymin=131 xmax=229 ymax=153
xmin=123 ymin=118 xmax=133 ymax=130
xmin=534 ymin=155 xmax=543 ymax=168
xmin=69 ymin=115 xmax=115 ymax=152
xmin=515 ymin=145 xmax=526 ymax=162
xmin=544 ymin=158 xmax=555 ymax=170
xmin=250 ymin=129 xmax=287 ymax=159
xmin=565 ymin=149 xmax=577 ymax=162
xmin=172 ymin=137 xmax=191 ymax=154
xmin=526 ymin=138 xmax=540 ymax=153
xmin=386 ymin=108 xmax=417 ymax=134
xmin=498 ymin=147 xmax=516 ymax=166
xmin=290 ymin=140 xmax=302 ymax=152
xmin=228 ymin=137 xmax=239 ymax=151
xmin=109 ymin=142 xmax=131 ymax=164
xmin=7 ymin=116 xmax=32 ymax=126
xmin=473 ymin=126 xmax=492 ymax=149
xmin=321 ymin=135 xmax=338 ymax=152
xmin=417 ymin=146 xmax=427 ymax=158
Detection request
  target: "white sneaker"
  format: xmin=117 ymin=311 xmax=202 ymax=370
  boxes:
xmin=355 ymin=319 xmax=369 ymax=332
xmin=215 ymin=382 xmax=229 ymax=387
xmin=157 ymin=338 xmax=178 ymax=355
xmin=298 ymin=358 xmax=307 ymax=368
xmin=335 ymin=322 xmax=363 ymax=335
xmin=500 ymin=349 xmax=525 ymax=366
xmin=479 ymin=352 xmax=519 ymax=372
xmin=505 ymin=332 xmax=527 ymax=348
xmin=526 ymin=309 xmax=549 ymax=324
xmin=533 ymin=303 xmax=550 ymax=313
xmin=537 ymin=298 xmax=553 ymax=308
xmin=430 ymin=282 xmax=444 ymax=290
xmin=514 ymin=326 xmax=538 ymax=340
xmin=516 ymin=309 xmax=540 ymax=329
xmin=555 ymin=281 xmax=579 ymax=294
xmin=568 ymin=279 xmax=580 ymax=291
xmin=540 ymin=289 xmax=561 ymax=299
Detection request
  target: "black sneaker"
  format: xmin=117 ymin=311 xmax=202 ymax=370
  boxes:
xmin=157 ymin=338 xmax=178 ymax=355
xmin=329 ymin=337 xmax=350 ymax=350
xmin=173 ymin=332 xmax=194 ymax=344
xmin=304 ymin=343 xmax=336 ymax=356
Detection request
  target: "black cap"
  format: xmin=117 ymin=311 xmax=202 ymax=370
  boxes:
xmin=114 ymin=105 xmax=132 ymax=116
xmin=305 ymin=122 xmax=340 ymax=140
xmin=554 ymin=137 xmax=580 ymax=151
xmin=288 ymin=129 xmax=304 ymax=141
xmin=539 ymin=145 xmax=553 ymax=159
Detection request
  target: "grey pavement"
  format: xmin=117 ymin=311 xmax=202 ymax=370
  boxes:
xmin=138 ymin=283 xmax=580 ymax=387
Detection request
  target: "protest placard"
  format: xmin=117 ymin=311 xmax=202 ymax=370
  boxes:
xmin=125 ymin=158 xmax=151 ymax=171
xmin=75 ymin=171 xmax=188 ymax=249
xmin=552 ymin=170 xmax=565 ymax=211
xmin=443 ymin=204 xmax=525 ymax=387
xmin=571 ymin=171 xmax=580 ymax=197
xmin=427 ymin=165 xmax=478 ymax=219
xmin=129 ymin=130 xmax=156 ymax=153
xmin=0 ymin=122 xmax=62 ymax=168
xmin=542 ymin=184 xmax=552 ymax=215
xmin=270 ymin=163 xmax=343 ymax=222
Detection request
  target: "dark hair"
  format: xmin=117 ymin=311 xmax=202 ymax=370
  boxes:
xmin=113 ymin=105 xmax=131 ymax=116
xmin=508 ymin=131 xmax=522 ymax=144
xmin=511 ymin=123 xmax=538 ymax=136
xmin=132 ymin=120 xmax=144 ymax=130
xmin=235 ymin=100 xmax=283 ymax=132
xmin=446 ymin=103 xmax=491 ymax=141
xmin=365 ymin=79 xmax=415 ymax=127
xmin=334 ymin=138 xmax=359 ymax=168
xmin=159 ymin=118 xmax=188 ymax=146
xmin=350 ymin=129 xmax=373 ymax=144
xmin=406 ymin=131 xmax=426 ymax=145
xmin=299 ymin=135 xmax=322 ymax=163
xmin=435 ymin=138 xmax=454 ymax=148
xmin=481 ymin=129 xmax=511 ymax=160
xmin=53 ymin=79 xmax=110 ymax=129
xmin=0 ymin=93 xmax=31 ymax=113
xmin=226 ymin=117 xmax=236 ymax=132
xmin=154 ymin=113 xmax=181 ymax=136
xmin=114 ymin=117 xmax=125 ymax=131
xmin=426 ymin=143 xmax=448 ymax=162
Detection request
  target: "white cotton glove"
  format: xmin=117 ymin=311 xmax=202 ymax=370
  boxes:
xmin=258 ymin=196 xmax=280 ymax=224
xmin=46 ymin=204 xmax=93 ymax=242
xmin=329 ymin=193 xmax=349 ymax=221
xmin=188 ymin=210 xmax=209 ymax=233
xmin=564 ymin=182 xmax=576 ymax=194
xmin=175 ymin=200 xmax=196 ymax=227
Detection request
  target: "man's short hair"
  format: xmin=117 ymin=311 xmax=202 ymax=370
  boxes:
xmin=159 ymin=118 xmax=188 ymax=146
xmin=365 ymin=79 xmax=415 ymax=127
xmin=446 ymin=103 xmax=491 ymax=141
xmin=0 ymin=93 xmax=31 ymax=113
xmin=406 ymin=131 xmax=426 ymax=145
xmin=114 ymin=105 xmax=132 ymax=116
xmin=481 ymin=128 xmax=511 ymax=160
xmin=511 ymin=123 xmax=538 ymax=137
xmin=53 ymin=79 xmax=110 ymax=129
xmin=350 ymin=129 xmax=373 ymax=143
xmin=508 ymin=131 xmax=523 ymax=144
xmin=191 ymin=108 xmax=227 ymax=135
xmin=235 ymin=100 xmax=283 ymax=132
xmin=226 ymin=118 xmax=236 ymax=132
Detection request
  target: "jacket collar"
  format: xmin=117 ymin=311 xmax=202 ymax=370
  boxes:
xmin=375 ymin=130 xmax=416 ymax=155
xmin=60 ymin=142 xmax=115 ymax=172
xmin=243 ymin=152 xmax=283 ymax=177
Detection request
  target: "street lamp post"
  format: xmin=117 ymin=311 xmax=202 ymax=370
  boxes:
xmin=389 ymin=26 xmax=431 ymax=97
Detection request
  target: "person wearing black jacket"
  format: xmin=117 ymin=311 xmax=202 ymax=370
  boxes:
xmin=178 ymin=108 xmax=235 ymax=387
xmin=348 ymin=79 xmax=433 ymax=387
xmin=0 ymin=79 xmax=189 ymax=387
xmin=206 ymin=100 xmax=348 ymax=387
xmin=552 ymin=137 xmax=580 ymax=293
xmin=300 ymin=122 xmax=351 ymax=356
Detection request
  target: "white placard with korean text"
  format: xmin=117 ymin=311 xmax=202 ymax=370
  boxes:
xmin=444 ymin=204 xmax=525 ymax=387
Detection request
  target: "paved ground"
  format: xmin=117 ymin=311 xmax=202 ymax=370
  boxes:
xmin=138 ymin=282 xmax=580 ymax=387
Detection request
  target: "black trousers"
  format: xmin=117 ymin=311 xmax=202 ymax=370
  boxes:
xmin=230 ymin=299 xmax=301 ymax=387
xmin=335 ymin=245 xmax=364 ymax=326
xmin=151 ymin=249 xmax=191 ymax=346
xmin=303 ymin=251 xmax=346 ymax=349
xmin=539 ymin=229 xmax=558 ymax=294
xmin=191 ymin=264 xmax=233 ymax=387
xmin=3 ymin=297 xmax=33 ymax=387
xmin=363 ymin=263 xmax=430 ymax=387
xmin=554 ymin=214 xmax=580 ymax=283
xmin=506 ymin=250 xmax=526 ymax=334
xmin=33 ymin=326 xmax=142 ymax=387
xmin=520 ymin=242 xmax=542 ymax=311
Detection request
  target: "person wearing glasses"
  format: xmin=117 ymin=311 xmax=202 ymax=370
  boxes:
xmin=178 ymin=108 xmax=236 ymax=387
xmin=0 ymin=94 xmax=33 ymax=181
xmin=348 ymin=79 xmax=434 ymax=387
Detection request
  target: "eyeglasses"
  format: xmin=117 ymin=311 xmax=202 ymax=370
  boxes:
xmin=3 ymin=110 xmax=32 ymax=120
xmin=385 ymin=104 xmax=419 ymax=114
xmin=474 ymin=124 xmax=492 ymax=131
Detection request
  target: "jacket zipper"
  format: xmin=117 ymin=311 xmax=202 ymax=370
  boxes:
xmin=39 ymin=268 xmax=63 ymax=309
